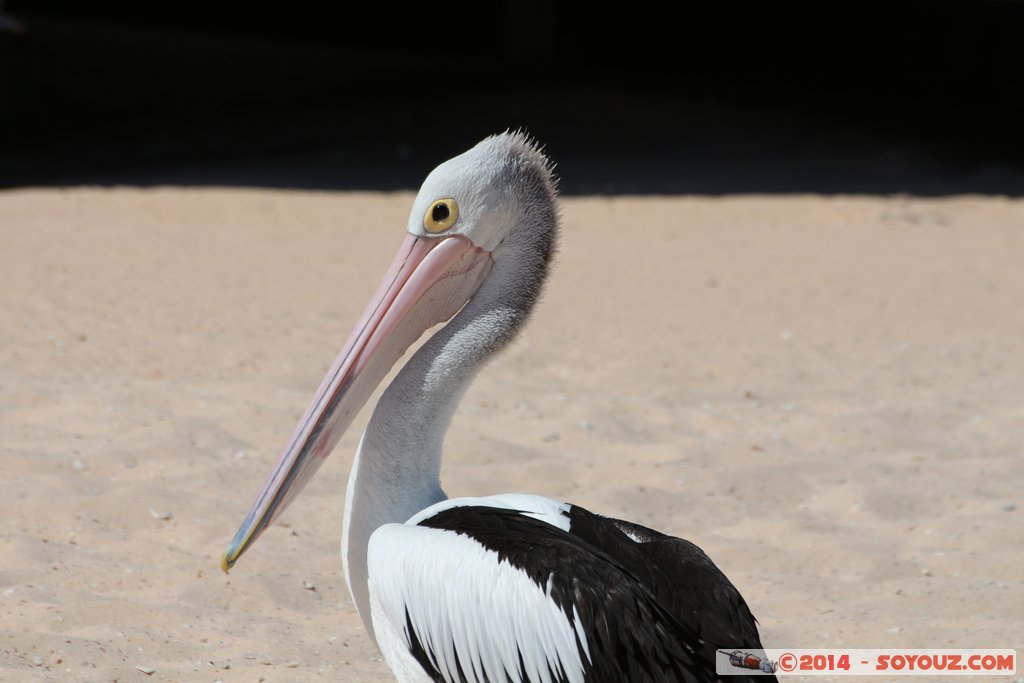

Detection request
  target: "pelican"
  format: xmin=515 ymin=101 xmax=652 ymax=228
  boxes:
xmin=223 ymin=132 xmax=774 ymax=682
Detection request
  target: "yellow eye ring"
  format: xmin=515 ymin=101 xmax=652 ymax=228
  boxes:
xmin=423 ymin=198 xmax=459 ymax=233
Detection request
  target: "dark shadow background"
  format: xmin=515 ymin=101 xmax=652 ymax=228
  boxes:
xmin=2 ymin=1 xmax=1023 ymax=194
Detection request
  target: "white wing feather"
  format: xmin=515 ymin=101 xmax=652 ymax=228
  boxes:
xmin=367 ymin=517 xmax=588 ymax=683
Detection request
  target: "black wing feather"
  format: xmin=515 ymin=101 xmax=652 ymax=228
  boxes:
xmin=567 ymin=509 xmax=768 ymax=660
xmin=416 ymin=504 xmax=772 ymax=682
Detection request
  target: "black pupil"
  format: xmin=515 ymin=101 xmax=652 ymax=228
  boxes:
xmin=431 ymin=203 xmax=450 ymax=222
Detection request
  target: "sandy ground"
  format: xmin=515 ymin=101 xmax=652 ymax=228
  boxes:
xmin=1 ymin=187 xmax=1022 ymax=682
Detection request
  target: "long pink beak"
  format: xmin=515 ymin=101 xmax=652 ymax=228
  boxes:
xmin=222 ymin=233 xmax=493 ymax=572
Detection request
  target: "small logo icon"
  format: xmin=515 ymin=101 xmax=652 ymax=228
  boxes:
xmin=728 ymin=650 xmax=778 ymax=674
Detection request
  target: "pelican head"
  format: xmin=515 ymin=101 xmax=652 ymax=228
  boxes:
xmin=408 ymin=133 xmax=558 ymax=253
xmin=222 ymin=131 xmax=559 ymax=571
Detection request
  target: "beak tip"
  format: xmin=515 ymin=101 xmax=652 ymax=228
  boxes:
xmin=219 ymin=551 xmax=233 ymax=575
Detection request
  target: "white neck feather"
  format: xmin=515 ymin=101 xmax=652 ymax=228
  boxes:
xmin=340 ymin=254 xmax=534 ymax=638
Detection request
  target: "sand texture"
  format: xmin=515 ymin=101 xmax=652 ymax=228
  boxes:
xmin=2 ymin=188 xmax=1022 ymax=681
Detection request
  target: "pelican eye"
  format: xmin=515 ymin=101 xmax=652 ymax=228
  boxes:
xmin=424 ymin=198 xmax=459 ymax=233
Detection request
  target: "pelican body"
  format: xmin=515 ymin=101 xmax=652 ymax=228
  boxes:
xmin=223 ymin=133 xmax=774 ymax=682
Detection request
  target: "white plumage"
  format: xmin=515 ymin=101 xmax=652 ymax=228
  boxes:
xmin=369 ymin=519 xmax=589 ymax=683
